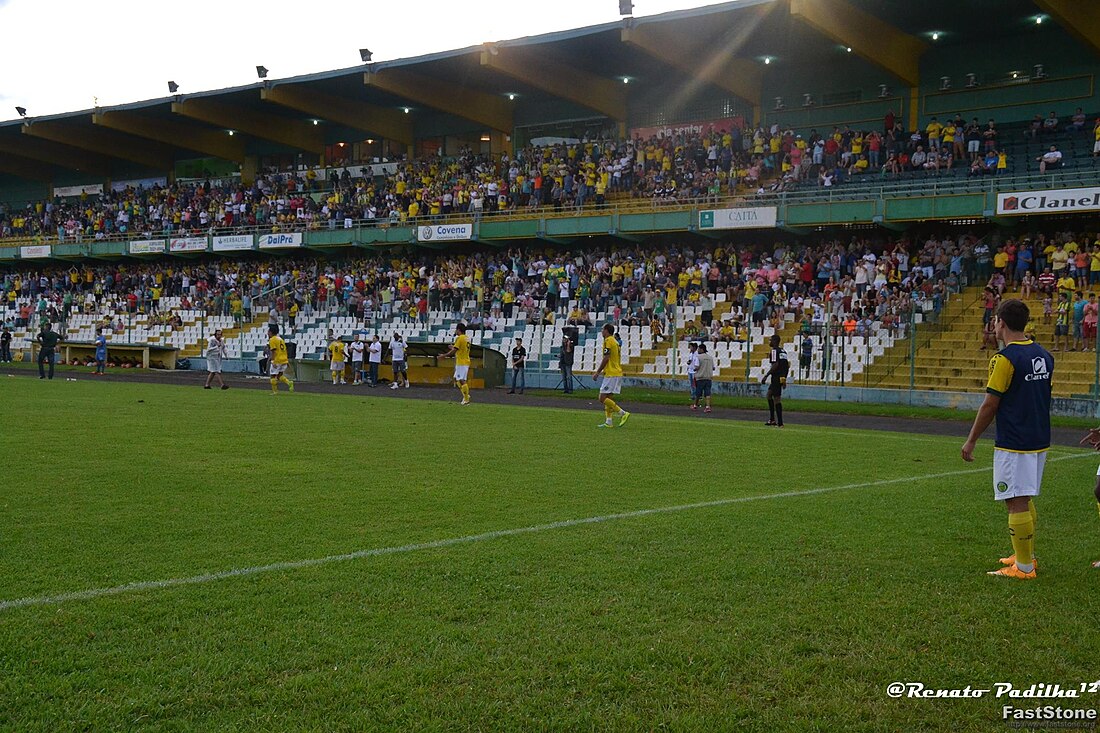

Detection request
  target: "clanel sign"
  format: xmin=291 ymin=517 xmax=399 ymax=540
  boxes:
xmin=129 ymin=239 xmax=166 ymax=255
xmin=418 ymin=223 xmax=473 ymax=242
xmin=699 ymin=206 xmax=778 ymax=230
xmin=257 ymin=232 xmax=303 ymax=248
xmin=997 ymin=186 xmax=1100 ymax=216
xmin=212 ymin=234 xmax=254 ymax=252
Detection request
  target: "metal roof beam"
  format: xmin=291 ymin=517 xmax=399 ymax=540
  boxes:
xmin=1034 ymin=0 xmax=1100 ymax=57
xmin=789 ymin=0 xmax=926 ymax=87
xmin=0 ymin=152 xmax=54 ymax=182
xmin=22 ymin=120 xmax=174 ymax=170
xmin=92 ymin=110 xmax=247 ymax=163
xmin=621 ymin=23 xmax=762 ymax=109
xmin=260 ymin=85 xmax=414 ymax=145
xmin=480 ymin=45 xmax=626 ymax=122
xmin=172 ymin=97 xmax=325 ymax=155
xmin=0 ymin=135 xmax=112 ymax=177
xmin=364 ymin=68 xmax=513 ymax=132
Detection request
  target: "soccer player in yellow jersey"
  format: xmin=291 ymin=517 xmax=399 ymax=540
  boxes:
xmin=267 ymin=323 xmax=294 ymax=394
xmin=593 ymin=324 xmax=630 ymax=428
xmin=327 ymin=336 xmax=347 ymax=385
xmin=439 ymin=323 xmax=472 ymax=405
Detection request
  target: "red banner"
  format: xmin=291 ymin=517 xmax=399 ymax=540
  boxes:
xmin=630 ymin=116 xmax=745 ymax=142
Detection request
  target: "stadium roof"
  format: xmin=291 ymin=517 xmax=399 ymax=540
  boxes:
xmin=0 ymin=0 xmax=1095 ymax=184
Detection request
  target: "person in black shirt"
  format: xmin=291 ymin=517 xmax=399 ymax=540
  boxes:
xmin=0 ymin=326 xmax=11 ymax=363
xmin=508 ymin=337 xmax=527 ymax=394
xmin=36 ymin=323 xmax=61 ymax=380
xmin=559 ymin=334 xmax=575 ymax=393
xmin=761 ymin=334 xmax=790 ymax=427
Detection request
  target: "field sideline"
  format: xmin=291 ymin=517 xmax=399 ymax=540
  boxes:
xmin=3 ymin=378 xmax=1100 ymax=731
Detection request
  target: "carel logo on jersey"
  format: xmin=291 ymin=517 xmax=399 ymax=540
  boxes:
xmin=1025 ymin=356 xmax=1051 ymax=381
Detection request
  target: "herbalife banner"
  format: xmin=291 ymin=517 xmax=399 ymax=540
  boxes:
xmin=212 ymin=234 xmax=255 ymax=252
xmin=129 ymin=239 xmax=167 ymax=255
xmin=996 ymin=187 xmax=1100 ymax=216
xmin=257 ymin=232 xmax=303 ymax=249
xmin=417 ymin=223 xmax=473 ymax=243
xmin=169 ymin=237 xmax=208 ymax=253
xmin=699 ymin=207 xmax=778 ymax=231
xmin=20 ymin=245 xmax=51 ymax=259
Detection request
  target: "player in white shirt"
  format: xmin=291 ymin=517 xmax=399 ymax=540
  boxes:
xmin=349 ymin=333 xmax=366 ymax=385
xmin=390 ymin=333 xmax=409 ymax=389
xmin=368 ymin=335 xmax=382 ymax=387
xmin=686 ymin=341 xmax=700 ymax=407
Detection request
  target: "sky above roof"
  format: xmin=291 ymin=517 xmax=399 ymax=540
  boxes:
xmin=0 ymin=0 xmax=714 ymax=121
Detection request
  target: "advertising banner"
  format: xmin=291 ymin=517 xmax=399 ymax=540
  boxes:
xmin=169 ymin=237 xmax=208 ymax=253
xmin=256 ymin=232 xmax=303 ymax=248
xmin=212 ymin=234 xmax=255 ymax=251
xmin=699 ymin=207 xmax=778 ymax=230
xmin=417 ymin=223 xmax=473 ymax=242
xmin=996 ymin=187 xmax=1100 ymax=216
xmin=129 ymin=239 xmax=167 ymax=255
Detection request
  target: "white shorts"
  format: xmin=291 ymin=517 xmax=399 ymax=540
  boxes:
xmin=600 ymin=376 xmax=622 ymax=394
xmin=330 ymin=361 xmax=345 ymax=372
xmin=968 ymin=140 xmax=980 ymax=153
xmin=269 ymin=362 xmax=287 ymax=376
xmin=993 ymin=449 xmax=1047 ymax=501
xmin=1094 ymin=140 xmax=1100 ymax=154
xmin=453 ymin=365 xmax=469 ymax=381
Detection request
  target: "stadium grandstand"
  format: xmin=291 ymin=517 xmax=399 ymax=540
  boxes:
xmin=4 ymin=0 xmax=1100 ymax=405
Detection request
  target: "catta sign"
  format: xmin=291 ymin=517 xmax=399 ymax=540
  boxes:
xmin=996 ymin=186 xmax=1100 ymax=216
xmin=699 ymin=206 xmax=778 ymax=230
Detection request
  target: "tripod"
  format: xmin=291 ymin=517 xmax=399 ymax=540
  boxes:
xmin=554 ymin=364 xmax=586 ymax=393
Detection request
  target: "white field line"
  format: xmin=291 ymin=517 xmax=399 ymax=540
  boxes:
xmin=1 ymin=453 xmax=1094 ymax=613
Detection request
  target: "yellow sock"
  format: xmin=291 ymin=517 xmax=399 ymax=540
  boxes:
xmin=1029 ymin=499 xmax=1037 ymax=557
xmin=270 ymin=377 xmax=278 ymax=393
xmin=604 ymin=398 xmax=620 ymax=414
xmin=460 ymin=383 xmax=470 ymax=401
xmin=1096 ymin=501 xmax=1100 ymax=521
xmin=1008 ymin=512 xmax=1036 ymax=571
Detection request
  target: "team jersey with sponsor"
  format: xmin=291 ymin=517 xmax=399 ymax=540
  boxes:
xmin=269 ymin=336 xmax=289 ymax=365
xmin=328 ymin=340 xmax=346 ymax=362
xmin=454 ymin=334 xmax=471 ymax=366
xmin=603 ymin=335 xmax=623 ymax=377
xmin=769 ymin=348 xmax=790 ymax=383
xmin=986 ymin=340 xmax=1053 ymax=452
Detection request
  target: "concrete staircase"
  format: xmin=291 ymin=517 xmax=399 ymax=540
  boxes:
xmin=865 ymin=286 xmax=1098 ymax=398
xmin=177 ymin=311 xmax=272 ymax=357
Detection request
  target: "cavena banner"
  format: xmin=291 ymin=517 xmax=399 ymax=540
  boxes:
xmin=418 ymin=223 xmax=473 ymax=242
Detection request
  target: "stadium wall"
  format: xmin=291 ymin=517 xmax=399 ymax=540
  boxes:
xmin=179 ymin=357 xmax=1100 ymax=419
xmin=920 ymin=31 xmax=1100 ymax=122
xmin=762 ymin=27 xmax=1099 ymax=133
xmin=614 ymin=376 xmax=1100 ymax=419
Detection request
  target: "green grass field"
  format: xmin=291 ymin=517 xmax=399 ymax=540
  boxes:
xmin=3 ymin=378 xmax=1100 ymax=731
